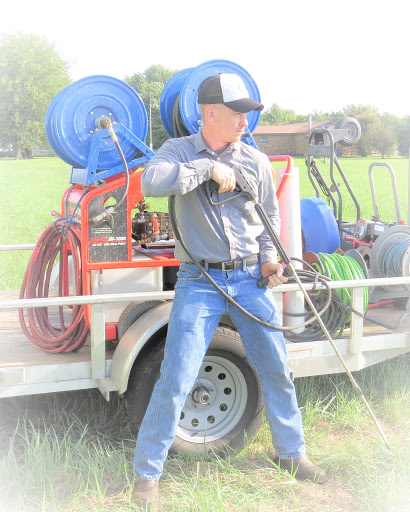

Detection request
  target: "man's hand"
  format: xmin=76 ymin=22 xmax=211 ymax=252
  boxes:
xmin=211 ymin=161 xmax=236 ymax=194
xmin=260 ymin=261 xmax=288 ymax=289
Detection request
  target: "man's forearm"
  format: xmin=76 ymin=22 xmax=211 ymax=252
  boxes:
xmin=141 ymin=148 xmax=213 ymax=197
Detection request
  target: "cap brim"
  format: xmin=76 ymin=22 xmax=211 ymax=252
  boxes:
xmin=225 ymin=98 xmax=264 ymax=113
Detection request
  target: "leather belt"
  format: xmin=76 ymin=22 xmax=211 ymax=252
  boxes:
xmin=201 ymin=255 xmax=259 ymax=271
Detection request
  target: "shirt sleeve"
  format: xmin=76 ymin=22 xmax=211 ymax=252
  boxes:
xmin=256 ymin=155 xmax=281 ymax=265
xmin=141 ymin=139 xmax=214 ymax=197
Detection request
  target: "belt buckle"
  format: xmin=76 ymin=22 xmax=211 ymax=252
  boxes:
xmin=221 ymin=260 xmax=236 ymax=271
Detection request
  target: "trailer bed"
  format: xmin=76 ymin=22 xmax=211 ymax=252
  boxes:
xmin=1 ymin=290 xmax=409 ymax=371
xmin=0 ymin=291 xmax=118 ymax=397
xmin=0 ymin=291 xmax=103 ymax=367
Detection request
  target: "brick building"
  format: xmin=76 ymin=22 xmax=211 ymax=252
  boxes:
xmin=252 ymin=120 xmax=335 ymax=157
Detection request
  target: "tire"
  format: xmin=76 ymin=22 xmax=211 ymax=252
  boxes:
xmin=125 ymin=326 xmax=264 ymax=455
xmin=334 ymin=116 xmax=361 ymax=146
xmin=117 ymin=300 xmax=165 ymax=340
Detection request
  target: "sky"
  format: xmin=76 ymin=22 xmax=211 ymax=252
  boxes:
xmin=1 ymin=0 xmax=408 ymax=118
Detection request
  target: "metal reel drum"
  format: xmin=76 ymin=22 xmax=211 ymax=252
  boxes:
xmin=344 ymin=249 xmax=369 ymax=279
xmin=370 ymin=225 xmax=410 ymax=291
xmin=46 ymin=75 xmax=149 ymax=169
xmin=179 ymin=59 xmax=262 ymax=135
xmin=303 ymin=251 xmax=325 ymax=274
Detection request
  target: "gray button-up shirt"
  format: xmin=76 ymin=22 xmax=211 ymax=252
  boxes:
xmin=141 ymin=131 xmax=280 ymax=265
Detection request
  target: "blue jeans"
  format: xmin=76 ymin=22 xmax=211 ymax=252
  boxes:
xmin=134 ymin=262 xmax=306 ymax=480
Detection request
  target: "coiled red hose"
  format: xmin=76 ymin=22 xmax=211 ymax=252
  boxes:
xmin=19 ymin=217 xmax=89 ymax=353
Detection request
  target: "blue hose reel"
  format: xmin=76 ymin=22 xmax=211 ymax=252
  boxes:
xmin=159 ymin=60 xmax=262 ymax=146
xmin=46 ymin=75 xmax=154 ymax=185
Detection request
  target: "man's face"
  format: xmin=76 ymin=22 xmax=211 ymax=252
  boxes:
xmin=211 ymin=104 xmax=248 ymax=144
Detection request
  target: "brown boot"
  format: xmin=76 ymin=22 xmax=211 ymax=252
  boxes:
xmin=274 ymin=456 xmax=328 ymax=484
xmin=131 ymin=477 xmax=159 ymax=509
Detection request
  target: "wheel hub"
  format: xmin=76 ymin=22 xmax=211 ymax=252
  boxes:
xmin=191 ymin=383 xmax=212 ymax=405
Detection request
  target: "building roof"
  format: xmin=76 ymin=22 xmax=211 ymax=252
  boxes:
xmin=253 ymin=120 xmax=335 ymax=135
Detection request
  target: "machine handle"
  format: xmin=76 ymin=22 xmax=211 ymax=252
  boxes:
xmin=269 ymin=155 xmax=294 ymax=201
xmin=257 ymin=265 xmax=292 ymax=288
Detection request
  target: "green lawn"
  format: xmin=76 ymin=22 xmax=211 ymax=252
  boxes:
xmin=0 ymin=157 xmax=71 ymax=289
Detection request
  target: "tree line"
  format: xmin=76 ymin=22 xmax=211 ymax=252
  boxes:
xmin=1 ymin=33 xmax=409 ymax=160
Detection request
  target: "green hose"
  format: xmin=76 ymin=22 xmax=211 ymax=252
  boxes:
xmin=317 ymin=252 xmax=369 ymax=321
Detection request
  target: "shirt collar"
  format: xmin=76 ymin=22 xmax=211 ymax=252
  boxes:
xmin=194 ymin=131 xmax=209 ymax=155
xmin=194 ymin=131 xmax=240 ymax=156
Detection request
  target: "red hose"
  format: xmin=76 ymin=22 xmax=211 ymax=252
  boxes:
xmin=19 ymin=217 xmax=89 ymax=353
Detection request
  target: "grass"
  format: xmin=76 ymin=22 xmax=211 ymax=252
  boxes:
xmin=0 ymin=354 xmax=408 ymax=511
xmin=0 ymin=155 xmax=409 ymax=510
xmin=292 ymin=156 xmax=409 ymax=223
xmin=0 ymin=157 xmax=71 ymax=289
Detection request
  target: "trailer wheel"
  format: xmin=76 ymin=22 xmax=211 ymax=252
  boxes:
xmin=117 ymin=300 xmax=165 ymax=340
xmin=335 ymin=116 xmax=361 ymax=146
xmin=125 ymin=326 xmax=264 ymax=454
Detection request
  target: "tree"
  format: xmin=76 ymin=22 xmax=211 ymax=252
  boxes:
xmin=349 ymin=112 xmax=379 ymax=157
xmin=343 ymin=104 xmax=379 ymax=117
xmin=260 ymin=103 xmax=306 ymax=125
xmin=368 ymin=122 xmax=397 ymax=158
xmin=397 ymin=116 xmax=410 ymax=157
xmin=0 ymin=33 xmax=71 ymax=159
xmin=125 ymin=65 xmax=178 ymax=150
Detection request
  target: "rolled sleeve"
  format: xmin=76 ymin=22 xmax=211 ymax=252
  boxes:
xmin=141 ymin=139 xmax=213 ymax=197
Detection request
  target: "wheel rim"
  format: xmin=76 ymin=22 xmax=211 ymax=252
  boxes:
xmin=176 ymin=355 xmax=248 ymax=443
xmin=344 ymin=122 xmax=359 ymax=140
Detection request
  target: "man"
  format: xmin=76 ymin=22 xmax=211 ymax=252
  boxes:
xmin=132 ymin=73 xmax=327 ymax=508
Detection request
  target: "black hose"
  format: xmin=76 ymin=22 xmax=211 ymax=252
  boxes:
xmin=91 ymin=121 xmax=130 ymax=224
xmin=167 ymin=108 xmax=403 ymax=341
xmin=172 ymin=94 xmax=191 ymax=138
xmin=111 ymin=138 xmax=130 ymax=210
xmin=168 ymin=196 xmax=347 ymax=340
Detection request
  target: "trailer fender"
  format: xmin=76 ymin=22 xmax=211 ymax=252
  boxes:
xmin=109 ymin=301 xmax=173 ymax=394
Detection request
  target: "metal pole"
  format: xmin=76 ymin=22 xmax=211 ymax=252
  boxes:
xmin=254 ymin=199 xmax=392 ymax=451
xmin=408 ymin=148 xmax=410 ymax=225
xmin=149 ymin=91 xmax=153 ymax=151
xmin=288 ymin=262 xmax=391 ymax=450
